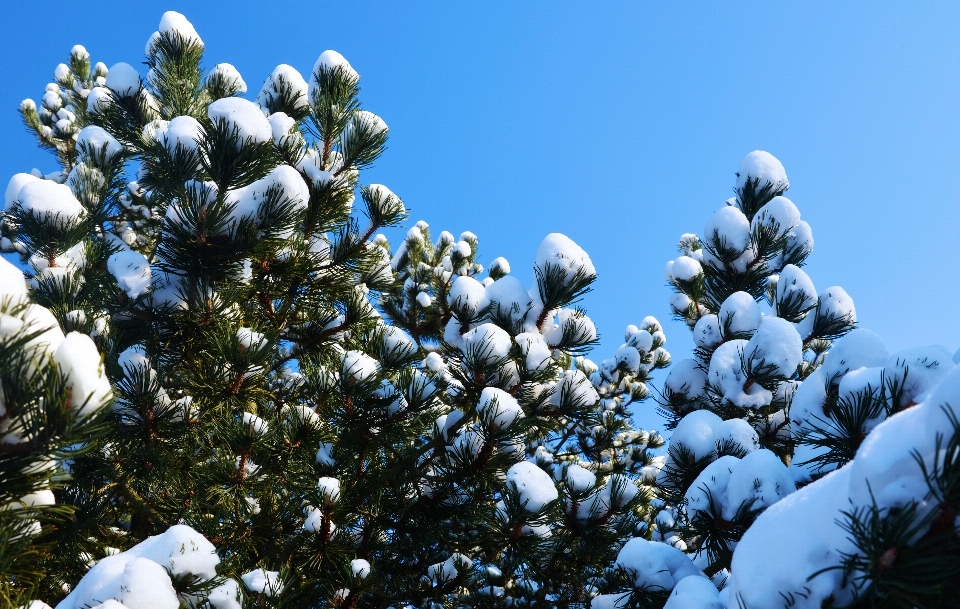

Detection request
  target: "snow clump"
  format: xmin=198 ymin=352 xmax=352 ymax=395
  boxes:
xmin=506 ymin=461 xmax=558 ymax=512
xmin=105 ymin=63 xmax=140 ymax=97
xmin=258 ymin=64 xmax=309 ymax=110
xmin=736 ymin=150 xmax=789 ymax=192
xmin=207 ymin=97 xmax=273 ymax=148
xmin=55 ymin=525 xmax=219 ymax=609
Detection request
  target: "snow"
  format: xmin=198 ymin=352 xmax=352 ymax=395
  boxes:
xmin=0 ymin=255 xmax=28 ymax=300
xmin=86 ymin=86 xmax=113 ymax=114
xmin=16 ymin=180 xmax=84 ymax=226
xmin=105 ymin=63 xmax=140 ymax=97
xmin=789 ymin=369 xmax=826 ymax=437
xmin=209 ymin=63 xmax=246 ymax=93
xmin=351 ymin=558 xmax=371 ymax=578
xmin=731 ymin=360 xmax=960 ymax=608
xmin=344 ymin=110 xmax=388 ymax=143
xmin=56 ymin=524 xmax=219 ymax=609
xmin=490 ymin=256 xmax=510 ymax=275
xmin=544 ymin=309 xmax=597 ymax=347
xmin=614 ymin=345 xmax=641 ymax=375
xmin=23 ymin=304 xmax=65 ymax=360
xmin=725 ymin=449 xmax=795 ymax=515
xmin=750 ymin=196 xmax=800 ymax=239
xmin=317 ymin=476 xmax=341 ymax=504
xmin=242 ymin=412 xmax=269 ymax=438
xmin=223 ymin=164 xmax=309 ymax=233
xmin=550 ymin=369 xmax=600 ymax=408
xmin=449 ymin=275 xmax=487 ymax=316
xmin=54 ymin=332 xmax=111 ymax=418
xmin=160 ymin=11 xmax=202 ymax=44
xmin=207 ymin=97 xmax=273 ymax=148
xmin=280 ymin=405 xmax=320 ymax=430
xmin=709 ymin=339 xmax=772 ymax=409
xmin=668 ymin=410 xmax=759 ymax=462
xmin=462 ymin=323 xmax=513 ymax=364
xmin=615 ymin=538 xmax=704 ymax=591
xmin=316 ymin=442 xmax=335 ymax=466
xmin=107 ymin=250 xmax=151 ymax=299
xmin=416 ymin=292 xmax=432 ymax=307
xmin=483 ymin=276 xmax=532 ymax=327
xmin=236 ymin=327 xmax=265 ymax=350
xmin=146 ymin=11 xmax=203 ymax=53
xmin=718 ymin=291 xmax=761 ymax=336
xmin=341 ymin=350 xmax=378 ymax=383
xmin=670 ymin=256 xmax=702 ymax=282
xmin=819 ymin=328 xmax=888 ymax=384
xmin=685 ymin=455 xmax=739 ymax=520
xmin=477 ymin=387 xmax=524 ymax=430
xmin=663 ymin=575 xmax=723 ymax=609
xmin=745 ymin=317 xmax=802 ymax=378
xmin=506 ymin=461 xmax=558 ymax=512
xmin=736 ymin=150 xmax=789 ymax=192
xmin=626 ymin=326 xmax=655 ymax=352
xmin=569 ymin=474 xmax=639 ymax=519
xmin=267 ymin=112 xmax=296 ymax=145
xmin=565 ymin=464 xmax=597 ymax=492
xmin=535 ymin=233 xmax=596 ymax=285
xmin=4 ymin=173 xmax=39 ymax=212
xmin=309 ymin=50 xmax=359 ymax=100
xmin=664 ymin=359 xmax=707 ymax=401
xmin=693 ymin=314 xmax=722 ymax=350
xmin=776 ymin=264 xmax=817 ymax=314
xmin=427 ymin=553 xmax=471 ymax=582
xmin=76 ymin=125 xmax=122 ymax=160
xmin=884 ymin=345 xmax=954 ymax=405
xmin=797 ymin=286 xmax=857 ymax=340
xmin=257 ymin=64 xmax=308 ymax=109
xmin=382 ymin=325 xmax=417 ymax=357
xmin=241 ymin=569 xmax=283 ymax=596
xmin=704 ymin=206 xmax=751 ymax=254
xmin=161 ymin=115 xmax=203 ymax=152
xmin=786 ymin=218 xmax=814 ymax=254
xmin=207 ymin=579 xmax=243 ymax=609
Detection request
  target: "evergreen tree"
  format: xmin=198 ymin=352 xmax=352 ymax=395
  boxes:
xmin=3 ymin=11 xmax=958 ymax=609
xmin=2 ymin=12 xmax=671 ymax=609
xmin=589 ymin=152 xmax=959 ymax=608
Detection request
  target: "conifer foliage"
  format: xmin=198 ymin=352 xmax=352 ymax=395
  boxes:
xmin=2 ymin=11 xmax=671 ymax=609
xmin=2 ymin=10 xmax=959 ymax=609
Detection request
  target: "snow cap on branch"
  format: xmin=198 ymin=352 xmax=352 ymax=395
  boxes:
xmin=736 ymin=150 xmax=789 ymax=192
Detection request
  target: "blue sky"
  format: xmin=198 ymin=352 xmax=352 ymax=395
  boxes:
xmin=2 ymin=2 xmax=958 ymax=431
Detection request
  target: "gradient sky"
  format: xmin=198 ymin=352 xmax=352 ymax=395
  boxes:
xmin=2 ymin=2 xmax=958 ymax=431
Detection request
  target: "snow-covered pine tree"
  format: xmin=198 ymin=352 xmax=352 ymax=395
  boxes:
xmin=584 ymin=152 xmax=959 ymax=608
xmin=649 ymin=152 xmax=843 ymax=577
xmin=3 ymin=12 xmax=674 ymax=608
xmin=0 ymin=257 xmax=111 ymax=607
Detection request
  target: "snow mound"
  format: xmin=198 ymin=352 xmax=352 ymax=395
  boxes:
xmin=56 ymin=524 xmax=219 ymax=609
xmin=258 ymin=64 xmax=309 ymax=110
xmin=76 ymin=125 xmax=123 ymax=160
xmin=16 ymin=180 xmax=84 ymax=226
xmin=535 ymin=233 xmax=596 ymax=285
xmin=208 ymin=97 xmax=273 ymax=148
xmin=736 ymin=150 xmax=789 ymax=192
xmin=615 ymin=537 xmax=704 ymax=591
xmin=506 ymin=461 xmax=558 ymax=512
xmin=729 ymin=360 xmax=960 ymax=608
xmin=105 ymin=63 xmax=140 ymax=97
xmin=107 ymin=250 xmax=151 ymax=299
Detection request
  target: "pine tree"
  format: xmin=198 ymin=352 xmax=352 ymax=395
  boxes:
xmin=2 ymin=12 xmax=672 ymax=608
xmin=4 ymin=11 xmax=959 ymax=609
xmin=594 ymin=152 xmax=960 ymax=608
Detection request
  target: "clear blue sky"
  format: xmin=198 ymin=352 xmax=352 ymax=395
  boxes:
xmin=2 ymin=2 xmax=958 ymax=431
